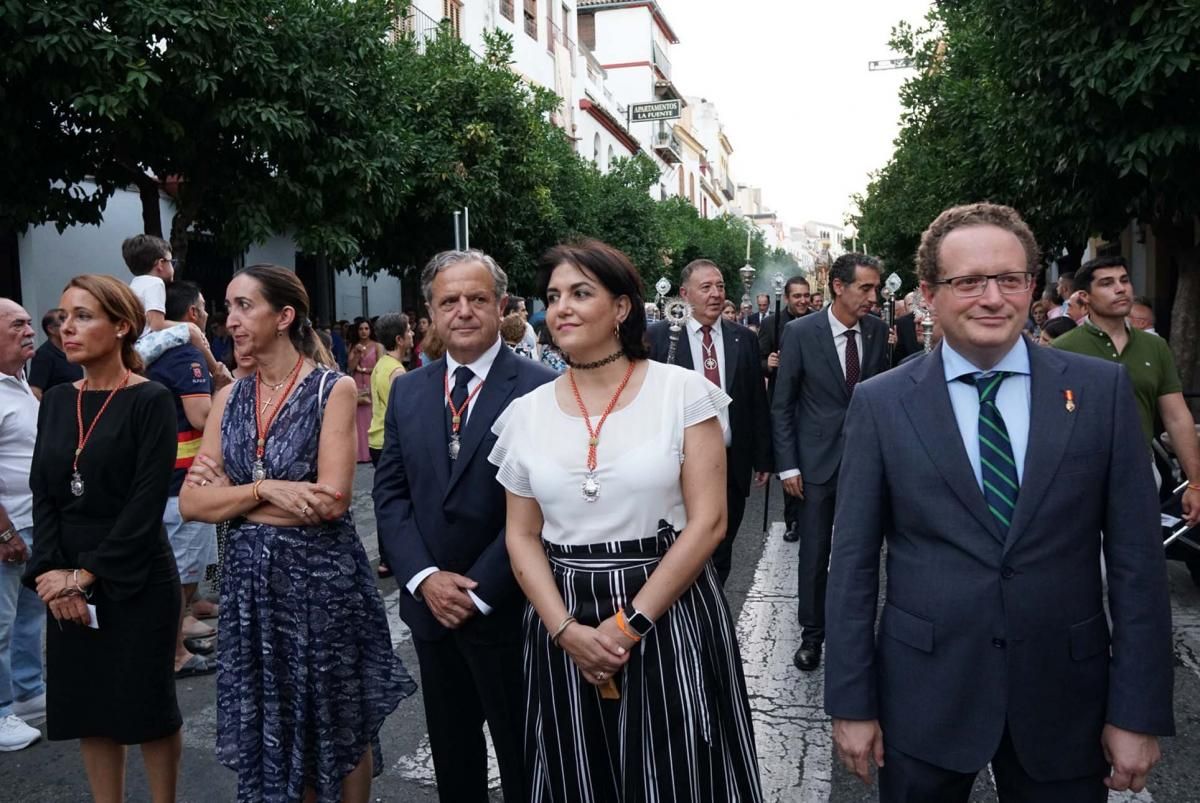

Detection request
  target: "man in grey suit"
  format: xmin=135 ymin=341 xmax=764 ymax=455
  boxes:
xmin=826 ymin=203 xmax=1173 ymax=801
xmin=771 ymin=253 xmax=889 ymax=671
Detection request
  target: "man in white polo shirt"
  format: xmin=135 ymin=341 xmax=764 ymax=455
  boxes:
xmin=0 ymin=299 xmax=44 ymax=751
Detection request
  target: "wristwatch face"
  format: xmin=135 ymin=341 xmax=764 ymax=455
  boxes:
xmin=625 ymin=607 xmax=654 ymax=637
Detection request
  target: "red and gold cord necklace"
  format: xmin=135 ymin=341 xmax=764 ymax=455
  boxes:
xmin=252 ymin=355 xmax=305 ymax=481
xmin=444 ymin=371 xmax=486 ymax=460
xmin=567 ymin=360 xmax=635 ymax=503
xmin=72 ymin=371 xmax=132 ymax=497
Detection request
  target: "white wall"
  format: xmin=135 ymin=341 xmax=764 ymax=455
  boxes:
xmin=245 ymin=236 xmax=297 ymax=269
xmin=18 ymin=183 xmax=175 ymax=323
xmin=331 ymin=269 xmax=405 ymax=321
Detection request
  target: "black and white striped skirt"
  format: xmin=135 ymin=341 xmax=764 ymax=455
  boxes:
xmin=525 ymin=522 xmax=763 ymax=803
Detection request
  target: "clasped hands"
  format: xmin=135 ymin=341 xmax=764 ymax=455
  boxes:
xmin=556 ymin=614 xmax=635 ymax=687
xmin=185 ymin=454 xmax=342 ymax=526
xmin=34 ymin=569 xmax=93 ymax=627
xmin=832 ymin=718 xmax=1160 ymax=792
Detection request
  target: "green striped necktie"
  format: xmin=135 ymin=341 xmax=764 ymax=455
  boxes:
xmin=960 ymin=372 xmax=1019 ymax=531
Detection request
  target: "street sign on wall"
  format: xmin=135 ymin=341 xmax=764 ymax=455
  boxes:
xmin=629 ymin=99 xmax=682 ymax=123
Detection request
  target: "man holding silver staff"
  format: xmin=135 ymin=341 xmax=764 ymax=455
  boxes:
xmin=759 ymin=275 xmax=813 ymax=542
xmin=647 ymin=260 xmax=772 ymax=585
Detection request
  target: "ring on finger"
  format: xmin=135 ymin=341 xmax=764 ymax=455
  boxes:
xmin=594 ymin=671 xmax=605 ymax=680
xmin=301 ymin=505 xmax=310 ymax=514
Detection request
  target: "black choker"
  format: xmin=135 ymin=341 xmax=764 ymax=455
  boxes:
xmin=567 ymin=350 xmax=625 ymax=370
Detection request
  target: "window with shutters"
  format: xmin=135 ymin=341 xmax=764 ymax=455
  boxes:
xmin=523 ymin=0 xmax=537 ymax=38
xmin=500 ymin=0 xmax=514 ymax=22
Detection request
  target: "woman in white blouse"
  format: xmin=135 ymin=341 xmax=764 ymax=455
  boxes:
xmin=490 ymin=239 xmax=762 ymax=802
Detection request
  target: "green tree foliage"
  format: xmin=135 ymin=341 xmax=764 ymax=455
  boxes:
xmin=2 ymin=1 xmax=780 ymax=315
xmin=1 ymin=0 xmax=413 ymax=267
xmin=853 ymin=1 xmax=1200 ymax=389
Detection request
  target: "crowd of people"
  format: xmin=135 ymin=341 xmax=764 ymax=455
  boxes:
xmin=0 ymin=202 xmax=1197 ymax=802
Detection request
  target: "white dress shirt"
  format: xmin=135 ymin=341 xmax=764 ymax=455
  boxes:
xmin=685 ymin=317 xmax=732 ymax=447
xmin=941 ymin=339 xmax=1032 ymax=490
xmin=826 ymin=306 xmax=863 ymax=380
xmin=0 ymin=370 xmax=39 ymax=530
xmin=407 ymin=336 xmax=506 ymax=615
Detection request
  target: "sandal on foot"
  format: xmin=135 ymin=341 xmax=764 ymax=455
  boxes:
xmin=175 ymin=653 xmax=217 ymax=679
xmin=184 ymin=635 xmax=216 ymax=655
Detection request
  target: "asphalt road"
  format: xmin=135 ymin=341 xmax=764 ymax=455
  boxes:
xmin=5 ymin=471 xmax=1200 ymax=801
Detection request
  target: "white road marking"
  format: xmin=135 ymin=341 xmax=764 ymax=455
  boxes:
xmin=735 ymin=522 xmax=832 ymax=802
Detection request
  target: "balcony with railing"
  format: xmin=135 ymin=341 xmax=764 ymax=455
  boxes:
xmin=393 ymin=3 xmax=481 ymax=58
xmin=651 ymin=39 xmax=671 ymax=80
xmin=652 ymin=125 xmax=682 ymax=165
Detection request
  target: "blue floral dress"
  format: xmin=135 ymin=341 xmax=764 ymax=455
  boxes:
xmin=217 ymin=369 xmax=416 ymax=802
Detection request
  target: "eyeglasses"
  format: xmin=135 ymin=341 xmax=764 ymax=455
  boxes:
xmin=160 ymin=257 xmax=178 ymax=268
xmin=932 ymin=272 xmax=1033 ymax=298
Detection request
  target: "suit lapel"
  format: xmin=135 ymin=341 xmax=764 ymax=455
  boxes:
xmin=674 ymin=325 xmax=695 ymax=370
xmin=901 ymin=346 xmax=1005 ymax=543
xmin=815 ymin=313 xmax=848 ymax=401
xmin=446 ymin=346 xmax=518 ymax=495
xmin=1004 ymin=346 xmax=1075 ymax=554
xmin=861 ymin=318 xmax=885 ymax=378
xmin=421 ymin=360 xmax=452 ymax=492
xmin=720 ymin=320 xmax=739 ymax=389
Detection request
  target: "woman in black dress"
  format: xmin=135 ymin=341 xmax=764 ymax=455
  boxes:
xmin=24 ymin=274 xmax=181 ymax=801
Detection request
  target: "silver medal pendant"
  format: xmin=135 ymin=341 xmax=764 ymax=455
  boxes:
xmin=704 ymin=357 xmax=718 ymax=370
xmin=581 ymin=473 xmax=600 ymax=503
xmin=252 ymin=460 xmax=266 ymax=482
xmin=449 ymin=435 xmax=461 ymax=461
xmin=70 ymin=471 xmax=84 ymax=497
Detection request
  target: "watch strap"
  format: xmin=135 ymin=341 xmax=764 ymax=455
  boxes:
xmin=622 ymin=604 xmax=654 ymax=638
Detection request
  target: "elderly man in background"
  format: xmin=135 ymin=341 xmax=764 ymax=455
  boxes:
xmin=0 ymin=299 xmax=44 ymax=751
xmin=27 ymin=308 xmax=81 ymax=401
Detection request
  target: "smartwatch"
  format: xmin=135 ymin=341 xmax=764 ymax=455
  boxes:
xmin=622 ymin=604 xmax=655 ymax=639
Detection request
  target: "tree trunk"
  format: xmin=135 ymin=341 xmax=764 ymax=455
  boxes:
xmin=1164 ymin=218 xmax=1200 ymax=416
xmin=118 ymin=160 xmax=164 ymax=237
xmin=168 ymin=187 xmax=203 ymax=273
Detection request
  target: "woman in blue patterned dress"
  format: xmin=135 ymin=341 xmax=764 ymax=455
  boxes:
xmin=180 ymin=265 xmax=415 ymax=803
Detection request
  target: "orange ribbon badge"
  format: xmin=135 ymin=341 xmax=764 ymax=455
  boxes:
xmin=1064 ymin=389 xmax=1076 ymax=413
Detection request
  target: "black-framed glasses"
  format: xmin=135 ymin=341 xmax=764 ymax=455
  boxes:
xmin=932 ymin=272 xmax=1032 ymax=298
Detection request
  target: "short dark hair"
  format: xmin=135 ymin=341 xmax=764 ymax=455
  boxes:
xmin=1075 ymin=256 xmax=1127 ymax=294
xmin=121 ymin=234 xmax=171 ymax=276
xmin=41 ymin=308 xmax=65 ymax=336
xmin=917 ymin=203 xmax=1040 ymax=285
xmin=829 ymin=253 xmax=881 ymax=297
xmin=504 ymin=296 xmax=526 ymax=315
xmin=374 ymin=312 xmax=410 ymax=351
xmin=165 ymin=280 xmax=202 ymax=321
xmin=679 ymin=259 xmax=721 ymax=286
xmin=784 ymin=276 xmax=810 ymax=295
xmin=756 ymin=293 xmax=769 ymax=304
xmin=536 ymin=238 xmax=649 ymax=360
xmin=1043 ymin=316 xmax=1077 ymax=340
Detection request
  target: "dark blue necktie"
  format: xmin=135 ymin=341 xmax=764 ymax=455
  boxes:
xmin=960 ymin=372 xmax=1019 ymax=531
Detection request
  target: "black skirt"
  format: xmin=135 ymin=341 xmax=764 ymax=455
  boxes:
xmin=45 ymin=522 xmax=182 ymax=744
xmin=525 ymin=522 xmax=763 ymax=803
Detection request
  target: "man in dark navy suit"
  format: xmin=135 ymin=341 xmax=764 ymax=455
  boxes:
xmin=647 ymin=259 xmax=772 ymax=585
xmin=771 ymin=254 xmax=890 ymax=671
xmin=374 ymin=250 xmax=556 ymax=803
xmin=826 ymin=204 xmax=1173 ymax=801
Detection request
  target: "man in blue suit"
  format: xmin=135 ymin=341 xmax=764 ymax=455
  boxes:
xmin=374 ymin=250 xmax=556 ymax=803
xmin=825 ymin=203 xmax=1173 ymax=801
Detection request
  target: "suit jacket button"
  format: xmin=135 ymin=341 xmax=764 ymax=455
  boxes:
xmin=992 ymin=638 xmax=1006 ymax=648
xmin=1001 ymin=566 xmax=1015 ymax=579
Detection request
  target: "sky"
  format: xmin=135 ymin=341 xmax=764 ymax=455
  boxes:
xmin=660 ymin=0 xmax=933 ymax=230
